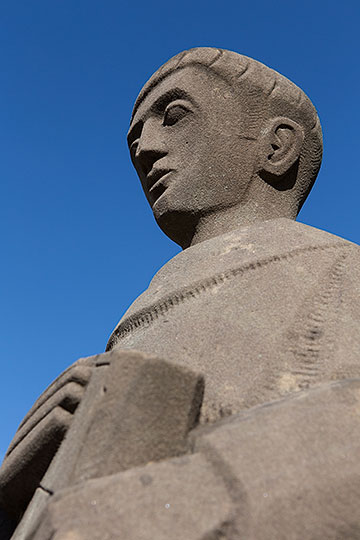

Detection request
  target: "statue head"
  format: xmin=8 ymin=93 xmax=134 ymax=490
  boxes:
xmin=128 ymin=48 xmax=323 ymax=248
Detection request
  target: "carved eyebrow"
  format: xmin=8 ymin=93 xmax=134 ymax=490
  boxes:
xmin=127 ymin=88 xmax=196 ymax=146
xmin=150 ymin=88 xmax=195 ymax=114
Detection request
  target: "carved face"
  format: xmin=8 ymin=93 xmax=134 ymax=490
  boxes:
xmin=128 ymin=66 xmax=258 ymax=244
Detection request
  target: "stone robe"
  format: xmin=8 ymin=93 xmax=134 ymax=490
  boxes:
xmin=108 ymin=218 xmax=360 ymax=423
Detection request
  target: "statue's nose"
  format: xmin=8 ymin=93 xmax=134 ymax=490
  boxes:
xmin=135 ymin=121 xmax=167 ymax=177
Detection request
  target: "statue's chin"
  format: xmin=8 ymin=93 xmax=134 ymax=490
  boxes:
xmin=153 ymin=205 xmax=197 ymax=249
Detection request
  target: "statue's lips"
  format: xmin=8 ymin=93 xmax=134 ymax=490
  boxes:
xmin=147 ymin=169 xmax=173 ymax=203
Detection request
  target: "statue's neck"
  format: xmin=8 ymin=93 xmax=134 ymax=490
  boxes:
xmin=189 ymin=200 xmax=296 ymax=248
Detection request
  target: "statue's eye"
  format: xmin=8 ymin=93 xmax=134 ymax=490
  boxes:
xmin=163 ymin=101 xmax=191 ymax=127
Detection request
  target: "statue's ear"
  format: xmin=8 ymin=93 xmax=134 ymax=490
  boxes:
xmin=257 ymin=117 xmax=304 ymax=177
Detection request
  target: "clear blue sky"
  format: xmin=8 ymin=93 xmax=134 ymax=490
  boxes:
xmin=1 ymin=0 xmax=359 ymax=459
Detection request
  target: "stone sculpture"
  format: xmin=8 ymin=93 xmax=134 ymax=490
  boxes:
xmin=1 ymin=48 xmax=360 ymax=539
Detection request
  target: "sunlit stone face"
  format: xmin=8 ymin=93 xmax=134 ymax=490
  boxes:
xmin=128 ymin=66 xmax=258 ymax=245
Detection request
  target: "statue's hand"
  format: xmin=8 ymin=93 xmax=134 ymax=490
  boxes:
xmin=0 ymin=363 xmax=92 ymax=521
xmin=30 ymin=379 xmax=360 ymax=540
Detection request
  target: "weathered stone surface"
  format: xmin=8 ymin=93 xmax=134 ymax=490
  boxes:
xmin=68 ymin=350 xmax=204 ymax=484
xmin=29 ymin=379 xmax=360 ymax=540
xmin=2 ymin=47 xmax=360 ymax=539
xmin=194 ymin=378 xmax=360 ymax=539
xmin=4 ymin=351 xmax=203 ymax=538
xmin=30 ymin=453 xmax=233 ymax=540
xmin=0 ymin=364 xmax=92 ymax=521
xmin=126 ymin=48 xmax=322 ymax=250
xmin=108 ymin=219 xmax=360 ymax=424
xmin=107 ymin=48 xmax=360 ymax=428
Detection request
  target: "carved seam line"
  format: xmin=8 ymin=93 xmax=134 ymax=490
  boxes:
xmin=289 ymin=253 xmax=347 ymax=389
xmin=108 ymin=243 xmax=349 ymax=348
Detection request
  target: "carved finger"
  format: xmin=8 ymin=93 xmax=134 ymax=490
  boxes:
xmin=6 ymin=382 xmax=85 ymax=458
xmin=18 ymin=365 xmax=92 ymax=431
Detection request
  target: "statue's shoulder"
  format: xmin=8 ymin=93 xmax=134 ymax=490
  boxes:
xmin=286 ymin=219 xmax=360 ymax=275
xmin=284 ymin=218 xmax=358 ymax=248
xmin=244 ymin=218 xmax=360 ymax=277
xmin=108 ymin=219 xmax=360 ymax=351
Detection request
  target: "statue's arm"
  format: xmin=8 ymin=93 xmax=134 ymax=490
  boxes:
xmin=30 ymin=378 xmax=360 ymax=540
xmin=0 ymin=350 xmax=204 ymax=537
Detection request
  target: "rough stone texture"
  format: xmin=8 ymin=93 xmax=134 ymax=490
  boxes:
xmin=2 ymin=351 xmax=203 ymax=538
xmin=29 ymin=380 xmax=360 ymax=539
xmin=108 ymin=218 xmax=360 ymax=424
xmin=36 ymin=350 xmax=203 ymax=492
xmin=68 ymin=351 xmax=204 ymax=484
xmin=193 ymin=378 xmax=360 ymax=539
xmin=30 ymin=453 xmax=233 ymax=540
xmin=0 ymin=364 xmax=92 ymax=521
xmin=126 ymin=48 xmax=322 ymax=250
xmin=2 ymin=47 xmax=360 ymax=539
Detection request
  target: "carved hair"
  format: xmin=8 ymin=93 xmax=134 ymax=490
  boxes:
xmin=133 ymin=48 xmax=323 ymax=212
